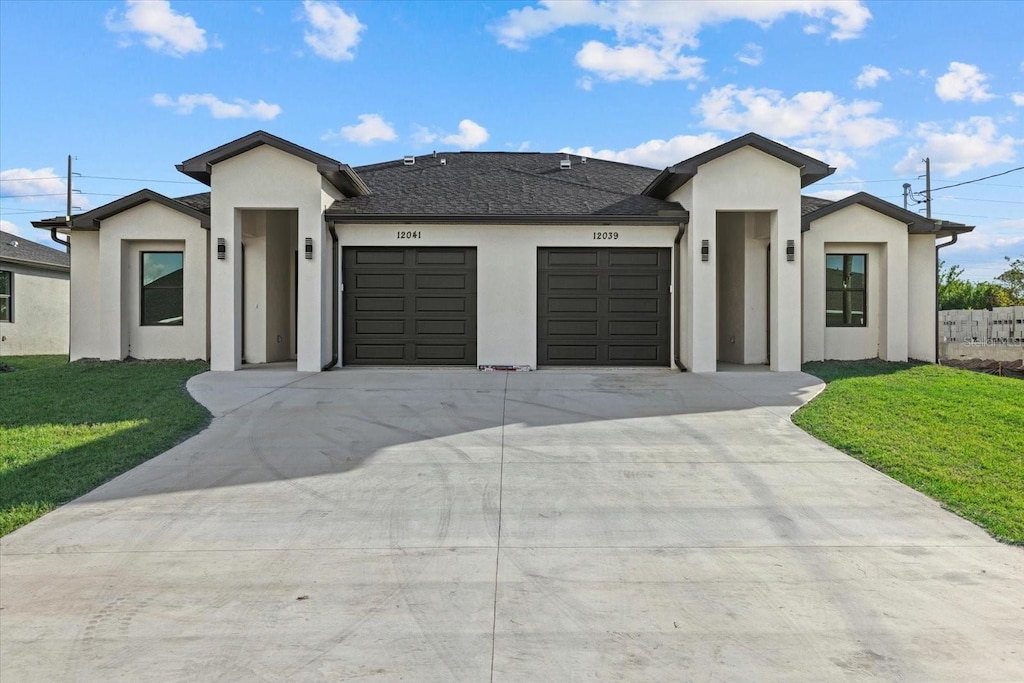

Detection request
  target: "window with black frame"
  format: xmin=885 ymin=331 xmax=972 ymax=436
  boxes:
xmin=0 ymin=270 xmax=11 ymax=322
xmin=141 ymin=252 xmax=183 ymax=326
xmin=825 ymin=254 xmax=866 ymax=327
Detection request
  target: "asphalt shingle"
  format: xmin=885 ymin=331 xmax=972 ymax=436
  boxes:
xmin=0 ymin=230 xmax=70 ymax=268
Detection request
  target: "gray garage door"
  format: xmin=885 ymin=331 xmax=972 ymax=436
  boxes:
xmin=343 ymin=247 xmax=476 ymax=365
xmin=538 ymin=247 xmax=671 ymax=366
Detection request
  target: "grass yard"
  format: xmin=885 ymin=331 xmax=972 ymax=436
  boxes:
xmin=794 ymin=360 xmax=1024 ymax=545
xmin=0 ymin=355 xmax=210 ymax=536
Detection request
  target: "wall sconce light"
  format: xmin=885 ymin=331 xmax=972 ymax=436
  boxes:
xmin=701 ymin=239 xmax=710 ymax=262
xmin=217 ymin=238 xmax=226 ymax=260
xmin=786 ymin=239 xmax=795 ymax=262
xmin=304 ymin=237 xmax=314 ymax=260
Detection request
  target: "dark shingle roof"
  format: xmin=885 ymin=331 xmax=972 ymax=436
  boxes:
xmin=328 ymin=152 xmax=682 ymax=218
xmin=175 ymin=192 xmax=211 ymax=213
xmin=801 ymin=195 xmax=834 ymax=215
xmin=0 ymin=230 xmax=70 ymax=269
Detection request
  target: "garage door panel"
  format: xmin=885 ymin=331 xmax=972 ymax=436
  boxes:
xmin=415 ymin=273 xmax=467 ymax=289
xmin=344 ymin=247 xmax=476 ymax=365
xmin=415 ymin=297 xmax=468 ymax=313
xmin=608 ymin=297 xmax=660 ymax=313
xmin=538 ymin=247 xmax=670 ymax=366
xmin=545 ymin=297 xmax=599 ymax=313
xmin=608 ymin=320 xmax=660 ymax=337
xmin=355 ymin=273 xmax=405 ymax=289
xmin=416 ymin=320 xmax=466 ymax=335
xmin=355 ymin=319 xmax=405 ymax=335
xmin=356 ymin=297 xmax=405 ymax=312
xmin=548 ymin=320 xmax=599 ymax=336
xmin=356 ymin=250 xmax=406 ymax=265
xmin=416 ymin=250 xmax=467 ymax=265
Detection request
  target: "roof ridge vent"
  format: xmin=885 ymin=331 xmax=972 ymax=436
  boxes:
xmin=440 ymin=158 xmax=447 ymax=166
xmin=403 ymin=156 xmax=415 ymax=166
xmin=560 ymin=157 xmax=572 ymax=170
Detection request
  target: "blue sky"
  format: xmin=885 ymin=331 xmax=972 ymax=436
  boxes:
xmin=1 ymin=0 xmax=1021 ymax=282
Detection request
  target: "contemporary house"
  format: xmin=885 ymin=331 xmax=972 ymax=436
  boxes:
xmin=0 ymin=230 xmax=71 ymax=356
xmin=34 ymin=130 xmax=972 ymax=372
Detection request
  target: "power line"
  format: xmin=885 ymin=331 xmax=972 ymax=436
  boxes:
xmin=937 ymin=196 xmax=1024 ymax=205
xmin=931 ymin=166 xmax=1024 ymax=193
xmin=0 ymin=173 xmax=202 ymax=185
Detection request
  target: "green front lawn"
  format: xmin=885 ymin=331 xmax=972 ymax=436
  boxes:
xmin=794 ymin=360 xmax=1024 ymax=544
xmin=0 ymin=356 xmax=210 ymax=536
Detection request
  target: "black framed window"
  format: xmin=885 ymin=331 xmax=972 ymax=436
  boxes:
xmin=826 ymin=254 xmax=866 ymax=327
xmin=0 ymin=270 xmax=11 ymax=322
xmin=141 ymin=252 xmax=183 ymax=326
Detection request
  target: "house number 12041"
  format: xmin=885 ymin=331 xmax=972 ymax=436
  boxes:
xmin=593 ymin=231 xmax=619 ymax=240
xmin=397 ymin=231 xmax=422 ymax=239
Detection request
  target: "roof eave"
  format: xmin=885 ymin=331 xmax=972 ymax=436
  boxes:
xmin=326 ymin=212 xmax=688 ymax=226
xmin=0 ymin=255 xmax=70 ymax=272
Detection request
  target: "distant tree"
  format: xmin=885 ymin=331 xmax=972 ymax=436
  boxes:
xmin=994 ymin=256 xmax=1024 ymax=305
xmin=938 ymin=260 xmax=1012 ymax=310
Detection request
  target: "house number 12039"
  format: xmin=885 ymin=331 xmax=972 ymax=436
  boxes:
xmin=397 ymin=231 xmax=421 ymax=239
xmin=593 ymin=231 xmax=619 ymax=240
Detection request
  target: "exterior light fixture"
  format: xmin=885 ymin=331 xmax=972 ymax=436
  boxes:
xmin=786 ymin=240 xmax=795 ymax=262
xmin=304 ymin=237 xmax=314 ymax=259
xmin=701 ymin=239 xmax=710 ymax=262
xmin=217 ymin=238 xmax=226 ymax=260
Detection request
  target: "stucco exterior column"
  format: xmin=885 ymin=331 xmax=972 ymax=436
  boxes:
xmin=770 ymin=205 xmax=802 ymax=371
xmin=296 ymin=208 xmax=325 ymax=372
xmin=210 ymin=205 xmax=242 ymax=370
xmin=687 ymin=200 xmax=718 ymax=372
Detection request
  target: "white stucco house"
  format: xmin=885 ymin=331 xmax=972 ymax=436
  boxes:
xmin=34 ymin=130 xmax=972 ymax=372
xmin=0 ymin=230 xmax=70 ymax=356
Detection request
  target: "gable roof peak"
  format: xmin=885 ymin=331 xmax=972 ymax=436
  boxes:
xmin=643 ymin=132 xmax=836 ymax=198
xmin=176 ymin=130 xmax=369 ymax=197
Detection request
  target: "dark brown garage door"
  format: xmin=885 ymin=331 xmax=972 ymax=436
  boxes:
xmin=343 ymin=247 xmax=476 ymax=365
xmin=538 ymin=247 xmax=670 ymax=366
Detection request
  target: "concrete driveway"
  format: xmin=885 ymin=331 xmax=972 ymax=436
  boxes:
xmin=1 ymin=367 xmax=1022 ymax=681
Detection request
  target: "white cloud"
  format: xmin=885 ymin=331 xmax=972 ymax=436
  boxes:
xmin=441 ymin=120 xmax=489 ymax=149
xmin=935 ymin=62 xmax=995 ymax=102
xmin=795 ymin=146 xmax=858 ymax=170
xmin=696 ymin=85 xmax=899 ymax=151
xmin=322 ymin=114 xmax=397 ymax=144
xmin=855 ymin=65 xmax=890 ymax=89
xmin=0 ymin=167 xmax=66 ymax=202
xmin=0 ymin=219 xmax=66 ymax=250
xmin=1011 ymin=93 xmax=1024 ymax=107
xmin=411 ymin=124 xmax=439 ymax=146
xmin=736 ymin=43 xmax=763 ymax=66
xmin=301 ymin=0 xmax=365 ymax=61
xmin=560 ymin=132 xmax=725 ymax=169
xmin=493 ymin=1 xmax=870 ymax=49
xmin=493 ymin=1 xmax=869 ymax=84
xmin=105 ymin=0 xmax=209 ymax=57
xmin=894 ymin=117 xmax=1019 ymax=177
xmin=575 ymin=40 xmax=704 ymax=83
xmin=151 ymin=93 xmax=282 ymax=120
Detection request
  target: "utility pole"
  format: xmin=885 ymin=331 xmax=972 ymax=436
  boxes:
xmin=66 ymin=155 xmax=72 ymax=224
xmin=903 ymin=183 xmax=911 ymax=210
xmin=924 ymin=157 xmax=932 ymax=218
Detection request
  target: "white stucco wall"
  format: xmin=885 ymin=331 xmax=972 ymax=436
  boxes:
xmin=336 ymin=222 xmax=678 ymax=368
xmin=802 ymin=203 xmax=912 ymax=362
xmin=908 ymin=234 xmax=937 ymax=362
xmin=669 ymin=147 xmax=803 ymax=371
xmin=0 ymin=262 xmax=69 ymax=355
xmin=210 ymin=145 xmax=341 ymax=371
xmin=89 ymin=201 xmax=208 ymax=361
xmin=68 ymin=232 xmax=100 ymax=360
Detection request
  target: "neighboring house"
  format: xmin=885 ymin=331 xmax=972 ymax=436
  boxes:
xmin=34 ymin=130 xmax=973 ymax=371
xmin=0 ymin=230 xmax=70 ymax=356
